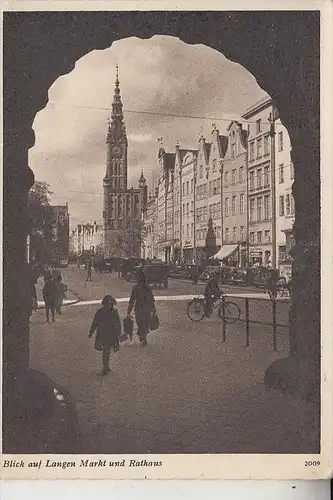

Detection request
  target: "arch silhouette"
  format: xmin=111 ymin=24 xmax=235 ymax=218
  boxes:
xmin=3 ymin=11 xmax=320 ymax=452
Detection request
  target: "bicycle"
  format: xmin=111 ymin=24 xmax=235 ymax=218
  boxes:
xmin=265 ymin=282 xmax=291 ymax=300
xmin=187 ymin=291 xmax=241 ymax=323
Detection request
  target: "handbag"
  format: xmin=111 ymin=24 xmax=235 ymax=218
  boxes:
xmin=119 ymin=332 xmax=128 ymax=343
xmin=94 ymin=333 xmax=103 ymax=351
xmin=149 ymin=312 xmax=159 ymax=331
xmin=123 ymin=315 xmax=134 ymax=340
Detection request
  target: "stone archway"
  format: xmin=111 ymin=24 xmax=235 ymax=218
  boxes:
xmin=3 ymin=11 xmax=320 ymax=442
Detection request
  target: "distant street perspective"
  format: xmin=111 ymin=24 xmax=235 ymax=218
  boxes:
xmin=29 ymin=265 xmax=318 ymax=454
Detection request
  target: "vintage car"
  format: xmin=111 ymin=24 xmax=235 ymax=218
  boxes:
xmin=125 ymin=259 xmax=169 ymax=288
xmin=199 ymin=266 xmax=229 ymax=284
xmin=169 ymin=264 xmax=197 ymax=280
xmin=227 ymin=267 xmax=250 ymax=286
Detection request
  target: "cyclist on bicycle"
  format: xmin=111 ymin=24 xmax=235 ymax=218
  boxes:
xmin=204 ymin=275 xmax=222 ymax=316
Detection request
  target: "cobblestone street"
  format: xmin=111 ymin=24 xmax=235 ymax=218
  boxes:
xmin=30 ymin=267 xmax=319 ymax=454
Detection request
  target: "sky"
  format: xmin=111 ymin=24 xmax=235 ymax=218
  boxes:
xmin=29 ymin=35 xmax=268 ymax=228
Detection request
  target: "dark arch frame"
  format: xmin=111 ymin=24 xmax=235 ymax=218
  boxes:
xmin=3 ymin=10 xmax=320 ymax=450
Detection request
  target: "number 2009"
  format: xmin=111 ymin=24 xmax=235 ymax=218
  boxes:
xmin=305 ymin=461 xmax=320 ymax=466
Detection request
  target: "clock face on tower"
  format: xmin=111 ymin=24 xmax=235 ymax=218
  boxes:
xmin=113 ymin=146 xmax=122 ymax=158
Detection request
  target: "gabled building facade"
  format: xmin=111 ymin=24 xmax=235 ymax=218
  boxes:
xmin=221 ymin=121 xmax=248 ymax=266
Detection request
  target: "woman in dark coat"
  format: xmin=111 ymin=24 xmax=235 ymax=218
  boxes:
xmin=127 ymin=270 xmax=156 ymax=346
xmin=89 ymin=295 xmax=121 ymax=375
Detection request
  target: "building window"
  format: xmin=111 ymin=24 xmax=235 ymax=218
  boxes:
xmin=250 ymin=232 xmax=255 ymax=244
xmin=240 ymin=226 xmax=244 ymax=241
xmin=232 ymin=169 xmax=236 ymax=185
xmin=265 ymin=230 xmax=271 ymax=242
xmin=232 ymin=195 xmax=236 ymax=215
xmin=291 ymin=194 xmax=295 ymax=214
xmin=239 ymin=166 xmax=244 ymax=183
xmin=240 ymin=193 xmax=245 ymax=214
xmin=217 ymin=178 xmax=221 ymax=194
xmin=225 ymin=228 xmax=229 ymax=243
xmin=225 ymin=197 xmax=229 ymax=216
xmin=204 ymin=206 xmax=208 ymax=221
xmin=264 ymin=166 xmax=269 ymax=187
xmin=256 ymin=119 xmax=262 ymax=134
xmin=257 ymin=231 xmax=262 ymax=244
xmin=232 ymin=227 xmax=237 ymax=242
xmin=250 ymin=199 xmax=255 ymax=222
xmin=256 ymin=138 xmax=262 ymax=158
xmin=279 ymin=164 xmax=284 ymax=183
xmin=257 ymin=197 xmax=262 ymax=221
xmin=290 ymin=161 xmax=295 ymax=180
xmin=279 ymin=195 xmax=285 ymax=216
xmin=250 ymin=171 xmax=254 ymax=190
xmin=250 ymin=142 xmax=255 ymax=161
xmin=186 ymin=202 xmax=189 ymax=217
xmin=212 ymin=158 xmax=217 ymax=172
xmin=217 ymin=202 xmax=221 ymax=219
xmin=200 ymin=165 xmax=203 ymax=178
xmin=191 ymin=201 xmax=194 ymax=213
xmin=224 ymin=171 xmax=229 ymax=186
xmin=264 ymin=134 xmax=270 ymax=155
xmin=191 ymin=223 xmax=194 ymax=237
xmin=191 ymin=179 xmax=194 ymax=193
xmin=186 ymin=181 xmax=189 ymax=195
xmin=286 ymin=194 xmax=291 ymax=215
xmin=209 ymin=181 xmax=212 ymax=196
xmin=257 ymin=168 xmax=262 ymax=189
xmin=264 ymin=195 xmax=270 ymax=219
xmin=213 ymin=204 xmax=217 ymax=219
xmin=279 ymin=245 xmax=286 ymax=261
xmin=278 ymin=131 xmax=284 ymax=151
xmin=183 ymin=183 xmax=185 ymax=195
xmin=213 ymin=180 xmax=217 ymax=195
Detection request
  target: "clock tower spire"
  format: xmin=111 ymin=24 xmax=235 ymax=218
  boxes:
xmin=106 ymin=65 xmax=128 ymax=191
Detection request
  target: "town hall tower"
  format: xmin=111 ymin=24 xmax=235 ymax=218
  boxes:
xmin=103 ymin=67 xmax=147 ymax=257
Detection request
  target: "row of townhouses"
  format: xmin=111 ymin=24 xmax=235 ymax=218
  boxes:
xmin=142 ymin=97 xmax=295 ymax=279
xmin=69 ymin=221 xmax=104 ymax=256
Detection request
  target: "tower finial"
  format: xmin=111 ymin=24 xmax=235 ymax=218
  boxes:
xmin=115 ymin=65 xmax=119 ymax=87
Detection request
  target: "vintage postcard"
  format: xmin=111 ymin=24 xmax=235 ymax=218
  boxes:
xmin=1 ymin=0 xmax=332 ymax=480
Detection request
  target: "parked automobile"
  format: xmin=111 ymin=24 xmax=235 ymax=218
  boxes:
xmin=121 ymin=257 xmax=145 ymax=278
xmin=199 ymin=266 xmax=229 ymax=284
xmin=228 ymin=267 xmax=250 ymax=286
xmin=169 ymin=264 xmax=197 ymax=280
xmin=143 ymin=260 xmax=169 ymax=288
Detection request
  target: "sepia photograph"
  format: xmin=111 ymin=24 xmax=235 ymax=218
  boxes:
xmin=1 ymin=2 xmax=332 ymax=479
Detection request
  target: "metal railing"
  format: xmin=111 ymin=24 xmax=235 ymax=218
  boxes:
xmin=220 ymin=295 xmax=289 ymax=352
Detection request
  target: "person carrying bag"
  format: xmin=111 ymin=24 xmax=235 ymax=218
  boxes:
xmin=126 ymin=270 xmax=157 ymax=347
xmin=89 ymin=295 xmax=121 ymax=375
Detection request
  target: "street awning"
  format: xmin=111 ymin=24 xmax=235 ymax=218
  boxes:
xmin=210 ymin=244 xmax=239 ymax=260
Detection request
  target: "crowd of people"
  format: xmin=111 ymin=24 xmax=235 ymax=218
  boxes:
xmin=30 ymin=266 xmax=67 ymax=323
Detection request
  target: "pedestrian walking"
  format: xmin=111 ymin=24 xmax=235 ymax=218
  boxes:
xmin=88 ymin=295 xmax=121 ymax=375
xmin=42 ymin=275 xmax=58 ymax=323
xmin=54 ymin=275 xmax=66 ymax=314
xmin=126 ymin=270 xmax=157 ymax=346
xmin=86 ymin=259 xmax=93 ymax=281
